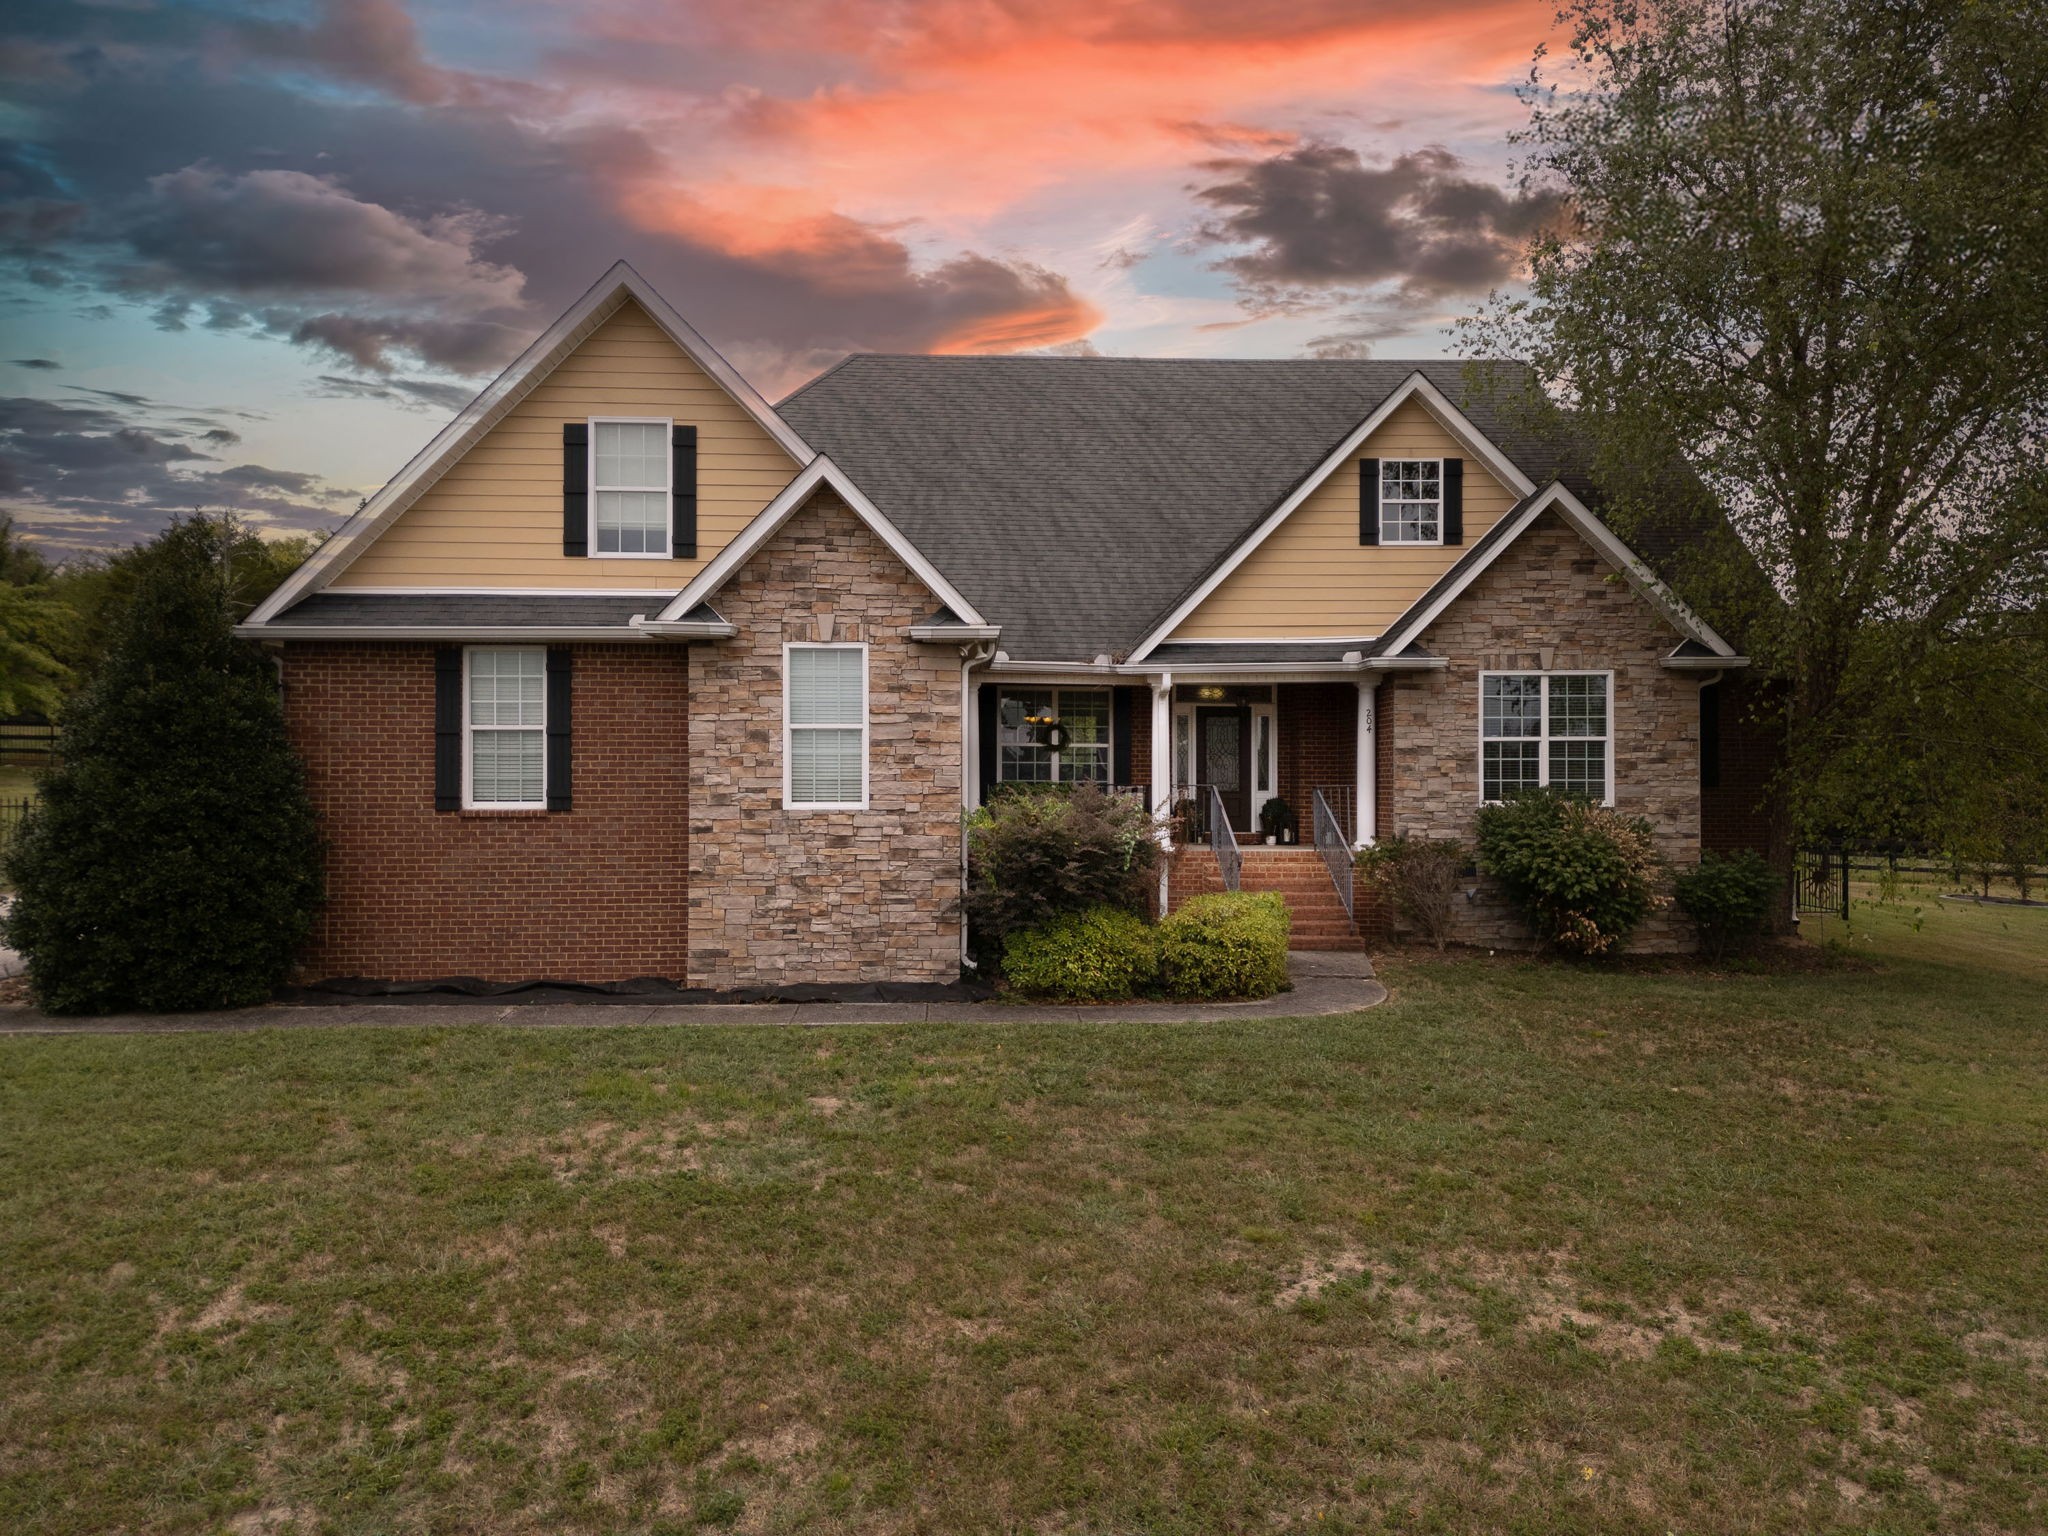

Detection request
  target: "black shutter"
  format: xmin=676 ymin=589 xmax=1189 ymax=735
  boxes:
xmin=672 ymin=425 xmax=698 ymax=559
xmin=434 ymin=648 xmax=462 ymax=811
xmin=976 ymin=682 xmax=999 ymax=805
xmin=562 ymin=423 xmax=589 ymax=557
xmin=1443 ymin=457 xmax=1464 ymax=545
xmin=1112 ymin=687 xmax=1135 ymax=788
xmin=1358 ymin=457 xmax=1380 ymax=545
xmin=1700 ymin=680 xmax=1722 ymax=791
xmin=545 ymin=648 xmax=572 ymax=812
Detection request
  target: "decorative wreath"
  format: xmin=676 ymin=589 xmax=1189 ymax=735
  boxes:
xmin=1038 ymin=720 xmax=1071 ymax=752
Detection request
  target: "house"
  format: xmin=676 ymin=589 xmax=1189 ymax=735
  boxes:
xmin=238 ymin=262 xmax=1776 ymax=985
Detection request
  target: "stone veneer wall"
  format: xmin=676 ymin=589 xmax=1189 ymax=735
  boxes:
xmin=688 ymin=490 xmax=964 ymax=987
xmin=282 ymin=641 xmax=691 ymax=982
xmin=1380 ymin=509 xmax=1703 ymax=951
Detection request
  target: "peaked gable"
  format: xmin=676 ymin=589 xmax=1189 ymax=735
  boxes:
xmin=1164 ymin=396 xmax=1525 ymax=642
xmin=249 ymin=263 xmax=813 ymax=624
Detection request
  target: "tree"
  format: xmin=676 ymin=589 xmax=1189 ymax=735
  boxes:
xmin=1467 ymin=0 xmax=2048 ymax=839
xmin=0 ymin=517 xmax=74 ymax=718
xmin=46 ymin=519 xmax=320 ymax=688
xmin=4 ymin=515 xmax=323 ymax=1013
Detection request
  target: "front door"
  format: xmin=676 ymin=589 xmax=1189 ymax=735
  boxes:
xmin=1195 ymin=705 xmax=1252 ymax=834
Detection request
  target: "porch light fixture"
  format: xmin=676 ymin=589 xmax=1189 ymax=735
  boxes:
xmin=1196 ymin=685 xmax=1226 ymax=701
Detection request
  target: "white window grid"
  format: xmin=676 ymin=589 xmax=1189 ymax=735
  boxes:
xmin=1381 ymin=458 xmax=1443 ymax=545
xmin=463 ymin=646 xmax=547 ymax=809
xmin=784 ymin=642 xmax=869 ymax=810
xmin=997 ymin=687 xmax=1111 ymax=785
xmin=1478 ymin=670 xmax=1613 ymax=806
xmin=590 ymin=416 xmax=671 ymax=558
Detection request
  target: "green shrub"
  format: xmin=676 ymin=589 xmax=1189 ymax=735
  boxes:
xmin=965 ymin=783 xmax=1159 ymax=968
xmin=1157 ymin=891 xmax=1291 ymax=999
xmin=1002 ymin=906 xmax=1158 ymax=1002
xmin=1674 ymin=850 xmax=1779 ymax=960
xmin=4 ymin=516 xmax=323 ymax=1013
xmin=1474 ymin=788 xmax=1660 ymax=956
xmin=1356 ymin=835 xmax=1465 ymax=949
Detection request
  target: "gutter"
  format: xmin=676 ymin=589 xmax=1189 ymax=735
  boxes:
xmin=1660 ymin=654 xmax=1751 ymax=671
xmin=235 ymin=623 xmax=665 ymax=642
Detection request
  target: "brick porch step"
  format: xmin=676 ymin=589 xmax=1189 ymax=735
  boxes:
xmin=1170 ymin=847 xmax=1365 ymax=951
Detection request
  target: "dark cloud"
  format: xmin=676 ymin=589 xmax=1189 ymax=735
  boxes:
xmin=1193 ymin=141 xmax=1563 ymax=304
xmin=312 ymin=371 xmax=474 ymax=412
xmin=0 ymin=4 xmax=1099 ymax=400
xmin=200 ymin=426 xmax=241 ymax=445
xmin=10 ymin=357 xmax=60 ymax=369
xmin=0 ymin=393 xmax=347 ymax=554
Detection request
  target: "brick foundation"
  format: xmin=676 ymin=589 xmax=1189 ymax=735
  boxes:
xmin=282 ymin=641 xmax=691 ymax=982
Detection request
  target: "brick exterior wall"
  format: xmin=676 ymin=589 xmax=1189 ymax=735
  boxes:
xmin=1702 ymin=676 xmax=1782 ymax=858
xmin=1379 ymin=509 xmax=1704 ymax=951
xmin=688 ymin=490 xmax=963 ymax=987
xmin=1276 ymin=682 xmax=1354 ymax=836
xmin=282 ymin=641 xmax=691 ymax=982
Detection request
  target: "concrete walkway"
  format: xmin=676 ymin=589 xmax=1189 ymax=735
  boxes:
xmin=0 ymin=951 xmax=1383 ymax=1036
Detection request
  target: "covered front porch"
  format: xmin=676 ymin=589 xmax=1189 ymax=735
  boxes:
xmin=969 ymin=673 xmax=1386 ymax=848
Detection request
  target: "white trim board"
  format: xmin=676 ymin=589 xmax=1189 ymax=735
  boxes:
xmin=1374 ymin=481 xmax=1740 ymax=660
xmin=247 ymin=260 xmax=816 ymax=627
xmin=1127 ymin=371 xmax=1538 ymax=662
xmin=647 ymin=455 xmax=990 ymax=631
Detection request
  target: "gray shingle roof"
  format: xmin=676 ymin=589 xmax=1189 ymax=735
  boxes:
xmin=270 ymin=593 xmax=660 ymax=628
xmin=779 ymin=357 xmax=1594 ymax=661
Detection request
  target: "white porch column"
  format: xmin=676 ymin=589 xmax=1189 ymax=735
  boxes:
xmin=1149 ymin=674 xmax=1173 ymax=838
xmin=1355 ymin=676 xmax=1380 ymax=848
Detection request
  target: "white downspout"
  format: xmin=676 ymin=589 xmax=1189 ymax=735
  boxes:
xmin=960 ymin=644 xmax=996 ymax=969
xmin=1152 ymin=672 xmax=1173 ymax=914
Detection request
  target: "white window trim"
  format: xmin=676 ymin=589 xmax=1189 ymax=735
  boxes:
xmin=1171 ymin=696 xmax=1279 ymax=828
xmin=995 ymin=685 xmax=1114 ymax=786
xmin=588 ymin=415 xmax=673 ymax=560
xmin=1477 ymin=669 xmax=1615 ymax=807
xmin=1380 ymin=456 xmax=1445 ymax=547
xmin=462 ymin=644 xmax=548 ymax=811
xmin=783 ymin=641 xmax=870 ymax=811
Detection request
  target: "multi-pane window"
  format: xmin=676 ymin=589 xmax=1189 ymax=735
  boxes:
xmin=592 ymin=419 xmax=669 ymax=555
xmin=467 ymin=648 xmax=546 ymax=807
xmin=1380 ymin=459 xmax=1442 ymax=544
xmin=786 ymin=645 xmax=867 ymax=807
xmin=997 ymin=688 xmax=1110 ymax=784
xmin=1481 ymin=672 xmax=1610 ymax=803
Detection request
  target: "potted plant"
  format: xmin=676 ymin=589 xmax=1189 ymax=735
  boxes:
xmin=1259 ymin=796 xmax=1294 ymax=846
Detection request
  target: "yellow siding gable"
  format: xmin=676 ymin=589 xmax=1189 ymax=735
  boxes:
xmin=1167 ymin=397 xmax=1521 ymax=639
xmin=333 ymin=300 xmax=802 ymax=590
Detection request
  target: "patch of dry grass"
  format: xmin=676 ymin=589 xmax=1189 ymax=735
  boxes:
xmin=2 ymin=917 xmax=2044 ymax=1533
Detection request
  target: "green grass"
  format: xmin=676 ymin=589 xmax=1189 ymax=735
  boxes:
xmin=3 ymin=911 xmax=2045 ymax=1533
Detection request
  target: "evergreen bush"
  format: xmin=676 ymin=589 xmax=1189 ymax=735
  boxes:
xmin=1002 ymin=906 xmax=1158 ymax=1002
xmin=965 ymin=783 xmax=1159 ymax=968
xmin=1475 ymin=788 xmax=1660 ymax=956
xmin=1157 ymin=891 xmax=1291 ymax=999
xmin=1674 ymin=850 xmax=1779 ymax=961
xmin=5 ymin=517 xmax=323 ymax=1013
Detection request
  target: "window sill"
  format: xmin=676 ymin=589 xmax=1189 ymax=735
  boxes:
xmin=458 ymin=807 xmax=553 ymax=817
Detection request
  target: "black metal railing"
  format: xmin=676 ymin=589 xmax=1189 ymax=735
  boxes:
xmin=1315 ymin=783 xmax=1357 ymax=846
xmin=1312 ymin=787 xmax=1354 ymax=922
xmin=1209 ymin=783 xmax=1241 ymax=892
xmin=1794 ymin=847 xmax=1850 ymax=922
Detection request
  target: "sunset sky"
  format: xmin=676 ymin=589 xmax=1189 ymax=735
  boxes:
xmin=0 ymin=0 xmax=1560 ymax=554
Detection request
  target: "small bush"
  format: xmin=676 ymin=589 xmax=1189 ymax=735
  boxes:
xmin=1674 ymin=851 xmax=1780 ymax=961
xmin=1475 ymin=788 xmax=1660 ymax=956
xmin=1157 ymin=891 xmax=1290 ymax=999
xmin=965 ymin=784 xmax=1159 ymax=968
xmin=1357 ymin=836 xmax=1465 ymax=949
xmin=1002 ymin=906 xmax=1158 ymax=1002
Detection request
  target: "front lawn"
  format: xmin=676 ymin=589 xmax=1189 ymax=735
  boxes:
xmin=2 ymin=903 xmax=2043 ymax=1533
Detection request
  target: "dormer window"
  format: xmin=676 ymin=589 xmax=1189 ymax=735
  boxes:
xmin=1380 ymin=459 xmax=1442 ymax=544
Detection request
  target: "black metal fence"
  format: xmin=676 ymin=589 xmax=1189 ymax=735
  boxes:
xmin=1794 ymin=848 xmax=1851 ymax=921
xmin=0 ymin=796 xmax=32 ymax=857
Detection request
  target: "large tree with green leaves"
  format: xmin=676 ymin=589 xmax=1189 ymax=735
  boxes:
xmin=5 ymin=515 xmax=322 ymax=1014
xmin=1468 ymin=0 xmax=2048 ymax=839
